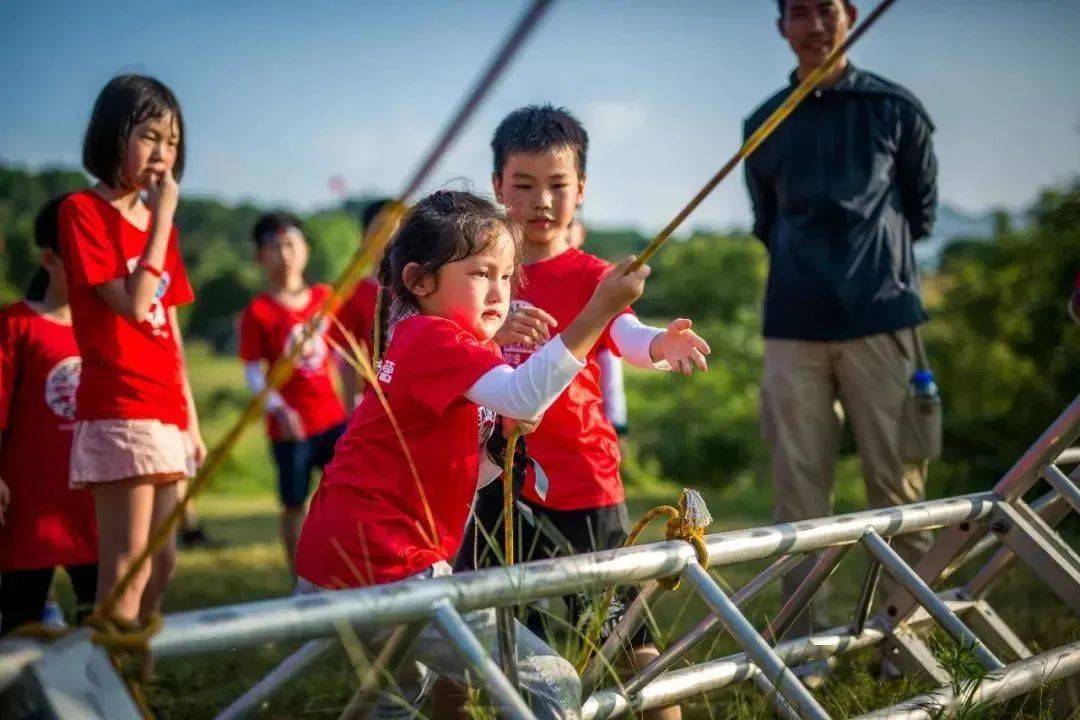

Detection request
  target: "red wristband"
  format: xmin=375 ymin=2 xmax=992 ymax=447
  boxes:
xmin=138 ymin=260 xmax=163 ymax=278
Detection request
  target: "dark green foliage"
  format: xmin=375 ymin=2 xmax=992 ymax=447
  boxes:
xmin=1 ymin=162 xmax=1077 ymax=496
xmin=926 ymin=182 xmax=1080 ymax=497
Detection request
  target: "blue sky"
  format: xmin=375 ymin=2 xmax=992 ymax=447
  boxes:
xmin=1 ymin=1 xmax=1078 ymax=232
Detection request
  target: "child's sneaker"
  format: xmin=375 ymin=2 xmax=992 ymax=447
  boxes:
xmin=179 ymin=525 xmax=225 ymax=550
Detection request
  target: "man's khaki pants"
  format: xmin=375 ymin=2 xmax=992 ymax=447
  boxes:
xmin=761 ymin=331 xmax=931 ymax=637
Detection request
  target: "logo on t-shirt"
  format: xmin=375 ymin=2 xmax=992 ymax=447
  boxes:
xmin=478 ymin=406 xmax=497 ymax=445
xmin=284 ymin=320 xmax=329 ymax=375
xmin=502 ymin=299 xmax=546 ymax=367
xmin=44 ymin=356 xmax=81 ymax=422
xmin=376 ymin=359 xmax=395 ymax=384
xmin=126 ymin=257 xmax=172 ymax=337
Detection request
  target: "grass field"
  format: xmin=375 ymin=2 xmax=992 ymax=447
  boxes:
xmin=119 ymin=344 xmax=1080 ymax=718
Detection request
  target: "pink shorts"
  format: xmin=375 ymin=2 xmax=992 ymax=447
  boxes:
xmin=70 ymin=419 xmax=194 ymax=487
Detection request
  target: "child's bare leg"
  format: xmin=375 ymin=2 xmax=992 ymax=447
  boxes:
xmin=431 ymin=676 xmax=471 ymax=719
xmin=630 ymin=645 xmax=681 ymax=720
xmin=139 ymin=482 xmax=180 ymax=621
xmin=93 ymin=481 xmax=156 ymax=622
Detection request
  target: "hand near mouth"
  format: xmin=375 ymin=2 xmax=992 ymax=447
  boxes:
xmin=146 ymin=169 xmax=179 ymax=217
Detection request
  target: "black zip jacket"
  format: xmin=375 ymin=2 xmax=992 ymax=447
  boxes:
xmin=744 ymin=65 xmax=937 ymax=341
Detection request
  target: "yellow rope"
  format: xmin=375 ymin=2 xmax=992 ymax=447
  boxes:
xmin=11 ymin=612 xmax=164 ymax=719
xmin=502 ymin=427 xmax=524 ymax=565
xmin=575 ymin=489 xmax=713 ymax=672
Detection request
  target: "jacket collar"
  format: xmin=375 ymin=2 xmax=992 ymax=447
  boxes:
xmin=788 ymin=62 xmax=859 ymax=93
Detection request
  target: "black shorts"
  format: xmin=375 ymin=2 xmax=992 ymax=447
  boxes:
xmin=270 ymin=422 xmax=346 ymax=508
xmin=0 ymin=563 xmax=97 ymax=636
xmin=454 ymin=479 xmax=652 ymax=647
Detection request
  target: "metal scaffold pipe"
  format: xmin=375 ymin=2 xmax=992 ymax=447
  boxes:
xmin=151 ymin=493 xmax=997 ymax=660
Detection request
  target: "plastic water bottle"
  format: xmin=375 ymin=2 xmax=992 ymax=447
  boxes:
xmin=903 ymin=368 xmax=943 ymax=460
xmin=910 ymin=369 xmax=940 ymax=413
xmin=41 ymin=600 xmax=66 ymax=628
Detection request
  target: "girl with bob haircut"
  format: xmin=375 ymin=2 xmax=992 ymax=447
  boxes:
xmin=59 ymin=74 xmax=203 ymax=623
xmin=295 ymin=190 xmax=653 ymax=718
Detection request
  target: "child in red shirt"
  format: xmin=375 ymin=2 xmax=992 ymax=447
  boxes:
xmin=458 ymin=106 xmax=710 ymax=718
xmin=296 ymin=190 xmax=650 ymax=718
xmin=58 ymin=75 xmax=203 ymax=623
xmin=0 ymin=196 xmax=98 ymax=636
xmin=239 ymin=212 xmax=347 ymax=575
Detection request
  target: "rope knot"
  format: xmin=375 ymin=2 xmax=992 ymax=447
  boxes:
xmin=655 ymin=489 xmax=712 ymax=589
xmin=84 ymin=611 xmax=163 ymax=716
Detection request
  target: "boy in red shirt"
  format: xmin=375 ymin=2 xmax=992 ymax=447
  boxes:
xmin=239 ymin=213 xmax=347 ymax=575
xmin=457 ymin=106 xmax=709 ymax=715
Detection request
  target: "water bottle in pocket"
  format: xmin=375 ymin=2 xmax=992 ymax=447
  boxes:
xmin=900 ymin=366 xmax=942 ymax=462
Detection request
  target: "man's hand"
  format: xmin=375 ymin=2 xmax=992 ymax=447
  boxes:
xmin=274 ymin=405 xmax=307 ymax=441
xmin=650 ymin=318 xmax=711 ymax=376
xmin=494 ymin=306 xmax=558 ymax=347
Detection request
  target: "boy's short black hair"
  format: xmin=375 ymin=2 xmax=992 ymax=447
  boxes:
xmin=82 ymin=74 xmax=186 ymax=189
xmin=252 ymin=211 xmax=306 ymax=249
xmin=362 ymin=198 xmax=394 ymax=233
xmin=777 ymin=0 xmax=854 ymax=15
xmin=491 ymin=104 xmax=588 ymax=178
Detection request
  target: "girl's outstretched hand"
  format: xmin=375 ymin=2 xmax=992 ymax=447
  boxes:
xmin=146 ymin=169 xmax=180 ymax=218
xmin=592 ymin=256 xmax=650 ymax=315
xmin=0 ymin=477 xmax=10 ymax=526
xmin=652 ymin=318 xmax=711 ymax=376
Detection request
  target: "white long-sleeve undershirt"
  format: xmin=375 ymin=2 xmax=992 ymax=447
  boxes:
xmin=597 ymin=349 xmax=628 ymax=427
xmin=465 ymin=335 xmax=584 ymax=420
xmin=610 ymin=314 xmax=670 ymax=371
xmin=243 ymin=361 xmax=287 ymax=412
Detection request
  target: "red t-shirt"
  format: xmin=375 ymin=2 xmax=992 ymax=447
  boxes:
xmin=329 ymin=276 xmax=379 ymax=359
xmin=0 ymin=302 xmax=97 ymax=570
xmin=239 ymin=284 xmax=347 ymax=440
xmin=502 ymin=249 xmax=631 ymax=511
xmin=58 ymin=190 xmax=195 ymax=428
xmin=296 ymin=314 xmax=503 ymax=588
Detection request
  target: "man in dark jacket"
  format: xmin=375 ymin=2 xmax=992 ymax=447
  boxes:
xmin=744 ymin=0 xmax=937 ymax=637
